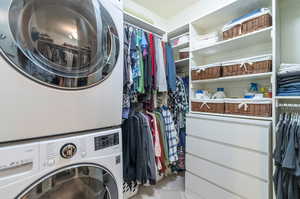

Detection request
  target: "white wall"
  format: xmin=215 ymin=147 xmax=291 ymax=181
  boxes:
xmin=124 ymin=0 xmax=169 ymax=31
xmin=167 ymin=0 xmax=235 ymax=31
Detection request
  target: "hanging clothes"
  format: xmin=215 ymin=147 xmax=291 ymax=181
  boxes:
xmin=155 ymin=37 xmax=168 ymax=92
xmin=165 ymin=43 xmax=177 ymax=92
xmin=161 ymin=106 xmax=179 ymax=164
xmin=273 ymin=111 xmax=300 ymax=199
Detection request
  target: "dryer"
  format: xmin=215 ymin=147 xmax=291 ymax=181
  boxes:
xmin=0 ymin=0 xmax=123 ymax=143
xmin=0 ymin=129 xmax=123 ymax=199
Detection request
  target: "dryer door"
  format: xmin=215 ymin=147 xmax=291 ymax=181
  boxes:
xmin=0 ymin=0 xmax=119 ymax=89
xmin=18 ymin=165 xmax=119 ymax=199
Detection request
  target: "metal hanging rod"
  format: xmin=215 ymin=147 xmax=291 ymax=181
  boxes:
xmin=278 ymin=103 xmax=300 ymax=108
xmin=124 ymin=22 xmax=164 ymax=39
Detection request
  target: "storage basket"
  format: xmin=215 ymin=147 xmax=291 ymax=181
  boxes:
xmin=241 ymin=14 xmax=272 ymax=35
xmin=222 ymin=54 xmax=272 ymax=77
xmin=191 ymin=63 xmax=222 ymax=81
xmin=222 ymin=8 xmax=272 ymax=40
xmin=224 ymin=99 xmax=272 ymax=117
xmin=191 ymin=99 xmax=225 ymax=114
xmin=179 ymin=47 xmax=189 ymax=59
xmin=223 ymin=24 xmax=242 ymax=40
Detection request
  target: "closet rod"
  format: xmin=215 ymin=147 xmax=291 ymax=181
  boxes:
xmin=278 ymin=103 xmax=300 ymax=108
xmin=124 ymin=22 xmax=164 ymax=39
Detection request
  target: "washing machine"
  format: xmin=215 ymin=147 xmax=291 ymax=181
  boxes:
xmin=0 ymin=0 xmax=123 ymax=143
xmin=0 ymin=128 xmax=123 ymax=199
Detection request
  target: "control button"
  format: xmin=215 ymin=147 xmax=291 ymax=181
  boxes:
xmin=0 ymin=34 xmax=6 ymax=40
xmin=47 ymin=159 xmax=55 ymax=166
xmin=81 ymin=152 xmax=87 ymax=158
xmin=60 ymin=143 xmax=77 ymax=159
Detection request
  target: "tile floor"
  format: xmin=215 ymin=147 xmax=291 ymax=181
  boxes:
xmin=131 ymin=175 xmax=187 ymax=199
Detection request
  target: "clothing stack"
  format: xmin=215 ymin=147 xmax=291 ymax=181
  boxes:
xmin=277 ymin=64 xmax=300 ymax=96
xmin=193 ymin=31 xmax=220 ymax=49
xmin=273 ymin=112 xmax=300 ymax=199
xmin=122 ymin=106 xmax=179 ymax=185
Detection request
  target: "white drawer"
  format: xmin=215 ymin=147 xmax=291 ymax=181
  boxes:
xmin=186 ymin=136 xmax=269 ymax=180
xmin=186 ymin=154 xmax=269 ymax=199
xmin=186 ymin=114 xmax=271 ymax=153
xmin=185 ymin=172 xmax=241 ymax=199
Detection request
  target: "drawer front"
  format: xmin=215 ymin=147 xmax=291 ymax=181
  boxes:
xmin=186 ymin=115 xmax=271 ymax=153
xmin=186 ymin=136 xmax=268 ymax=180
xmin=186 ymin=172 xmax=241 ymax=199
xmin=186 ymin=154 xmax=269 ymax=199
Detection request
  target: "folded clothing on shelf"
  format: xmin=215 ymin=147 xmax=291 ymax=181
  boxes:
xmin=170 ymin=33 xmax=189 ymax=48
xmin=192 ymin=31 xmax=220 ymax=49
xmin=277 ymin=64 xmax=300 ymax=96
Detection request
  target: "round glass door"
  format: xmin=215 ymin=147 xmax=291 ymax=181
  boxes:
xmin=0 ymin=0 xmax=119 ymax=89
xmin=18 ymin=165 xmax=119 ymax=199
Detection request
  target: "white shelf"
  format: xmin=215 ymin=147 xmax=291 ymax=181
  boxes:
xmin=175 ymin=58 xmax=190 ymax=67
xmin=124 ymin=12 xmax=166 ymax=36
xmin=173 ymin=41 xmax=189 ymax=49
xmin=168 ymin=24 xmax=189 ymax=39
xmin=191 ymin=0 xmax=270 ymax=30
xmin=192 ymin=72 xmax=272 ymax=84
xmin=191 ymin=27 xmax=272 ymax=56
xmin=189 ymin=111 xmax=272 ymax=121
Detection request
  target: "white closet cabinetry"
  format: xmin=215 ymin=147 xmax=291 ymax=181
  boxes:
xmin=185 ymin=0 xmax=274 ymax=198
xmin=186 ymin=114 xmax=272 ymax=199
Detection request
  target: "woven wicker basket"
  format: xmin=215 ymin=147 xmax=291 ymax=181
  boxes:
xmin=222 ymin=54 xmax=272 ymax=77
xmin=223 ymin=24 xmax=242 ymax=40
xmin=224 ymin=99 xmax=272 ymax=117
xmin=191 ymin=63 xmax=222 ymax=81
xmin=191 ymin=99 xmax=225 ymax=114
xmin=242 ymin=14 xmax=272 ymax=35
xmin=223 ymin=10 xmax=272 ymax=40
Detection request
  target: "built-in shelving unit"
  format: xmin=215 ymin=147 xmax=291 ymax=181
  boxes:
xmin=186 ymin=1 xmax=274 ymax=198
xmin=168 ymin=24 xmax=190 ymax=79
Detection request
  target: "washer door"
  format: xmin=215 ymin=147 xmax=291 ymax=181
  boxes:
xmin=18 ymin=165 xmax=119 ymax=199
xmin=0 ymin=0 xmax=119 ymax=89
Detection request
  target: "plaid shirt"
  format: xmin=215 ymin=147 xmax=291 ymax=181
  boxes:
xmin=161 ymin=107 xmax=179 ymax=163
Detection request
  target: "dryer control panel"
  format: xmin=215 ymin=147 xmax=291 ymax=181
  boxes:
xmin=94 ymin=133 xmax=119 ymax=151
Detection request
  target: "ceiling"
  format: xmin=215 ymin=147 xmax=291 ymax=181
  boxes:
xmin=130 ymin=0 xmax=199 ymax=18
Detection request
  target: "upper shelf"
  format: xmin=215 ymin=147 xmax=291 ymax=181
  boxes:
xmin=124 ymin=12 xmax=166 ymax=36
xmin=168 ymin=24 xmax=190 ymax=39
xmin=191 ymin=0 xmax=271 ymax=31
xmin=191 ymin=27 xmax=272 ymax=56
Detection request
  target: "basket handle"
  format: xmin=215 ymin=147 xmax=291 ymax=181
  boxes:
xmin=197 ymin=68 xmax=207 ymax=73
xmin=240 ymin=62 xmax=253 ymax=72
xmin=200 ymin=102 xmax=211 ymax=110
xmin=238 ymin=103 xmax=249 ymax=111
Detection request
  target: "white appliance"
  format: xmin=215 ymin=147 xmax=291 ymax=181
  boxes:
xmin=0 ymin=0 xmax=124 ymax=143
xmin=0 ymin=129 xmax=123 ymax=199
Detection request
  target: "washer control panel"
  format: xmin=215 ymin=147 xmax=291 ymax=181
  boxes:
xmin=94 ymin=133 xmax=119 ymax=151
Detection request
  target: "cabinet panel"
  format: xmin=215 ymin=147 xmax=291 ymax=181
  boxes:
xmin=186 ymin=154 xmax=269 ymax=199
xmin=185 ymin=172 xmax=242 ymax=199
xmin=187 ymin=136 xmax=268 ymax=180
xmin=186 ymin=115 xmax=271 ymax=153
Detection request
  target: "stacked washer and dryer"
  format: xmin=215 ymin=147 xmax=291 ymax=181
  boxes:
xmin=0 ymin=0 xmax=124 ymax=198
